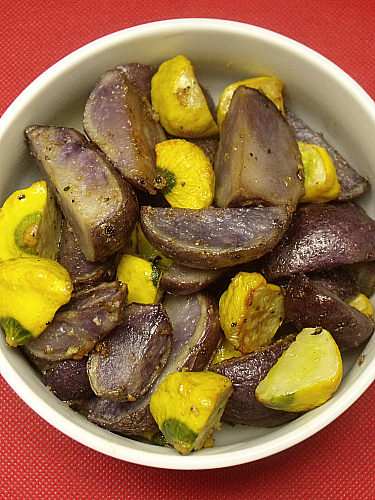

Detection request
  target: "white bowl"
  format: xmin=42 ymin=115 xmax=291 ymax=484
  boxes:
xmin=1 ymin=18 xmax=375 ymax=470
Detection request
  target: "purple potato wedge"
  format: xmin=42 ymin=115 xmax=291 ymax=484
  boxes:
xmin=160 ymin=262 xmax=223 ymax=295
xmin=58 ymin=219 xmax=116 ymax=290
xmin=187 ymin=135 xmax=219 ymax=165
xmin=83 ymin=68 xmax=166 ymax=194
xmin=285 ymin=109 xmax=369 ymax=201
xmin=25 ymin=125 xmax=139 ymax=262
xmin=210 ymin=335 xmax=300 ymax=427
xmin=84 ymin=292 xmax=222 ymax=435
xmin=140 ymin=205 xmax=292 ymax=269
xmin=87 ymin=303 xmax=172 ymax=402
xmin=214 ymin=86 xmax=304 ymax=210
xmin=22 ymin=281 xmax=128 ymax=363
xmin=43 ymin=357 xmax=95 ymax=402
xmin=284 ymin=273 xmax=375 ymax=350
xmin=261 ymin=202 xmax=375 ymax=281
xmin=117 ymin=63 xmax=157 ymax=100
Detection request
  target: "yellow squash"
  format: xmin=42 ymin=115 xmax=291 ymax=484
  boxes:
xmin=151 ymin=55 xmax=219 ymax=138
xmin=150 ymin=371 xmax=233 ymax=455
xmin=0 ymin=257 xmax=73 ymax=346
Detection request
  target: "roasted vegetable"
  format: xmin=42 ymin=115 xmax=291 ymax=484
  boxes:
xmin=298 ymin=142 xmax=341 ymax=203
xmin=84 ymin=68 xmax=166 ymax=194
xmin=217 ymin=76 xmax=285 ymax=129
xmin=140 ymin=205 xmax=291 ymax=269
xmin=348 ymin=293 xmax=374 ymax=318
xmin=284 ymin=273 xmax=375 ymax=350
xmin=117 ymin=63 xmax=157 ymax=100
xmin=262 ymin=202 xmax=375 ymax=281
xmin=151 ymin=55 xmax=218 ymax=138
xmin=0 ymin=257 xmax=72 ymax=346
xmin=25 ymin=125 xmax=139 ymax=262
xmin=84 ymin=292 xmax=222 ymax=435
xmin=160 ymin=262 xmax=223 ymax=295
xmin=256 ymin=327 xmax=342 ymax=412
xmin=0 ymin=180 xmax=61 ymax=262
xmin=22 ymin=281 xmax=127 ymax=362
xmin=43 ymin=357 xmax=95 ymax=402
xmin=211 ymin=335 xmax=243 ymax=365
xmin=87 ymin=303 xmax=172 ymax=402
xmin=211 ymin=335 xmax=299 ymax=427
xmin=155 ymin=139 xmax=215 ymax=209
xmin=214 ymin=86 xmax=304 ymax=210
xmin=58 ymin=220 xmax=116 ymax=291
xmin=219 ymin=272 xmax=284 ymax=353
xmin=150 ymin=371 xmax=233 ymax=455
xmin=285 ymin=109 xmax=369 ymax=201
xmin=116 ymin=254 xmax=162 ymax=304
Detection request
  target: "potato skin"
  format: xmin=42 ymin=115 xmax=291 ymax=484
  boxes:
xmin=262 ymin=202 xmax=375 ymax=281
xmin=210 ymin=336 xmax=300 ymax=427
xmin=284 ymin=273 xmax=375 ymax=350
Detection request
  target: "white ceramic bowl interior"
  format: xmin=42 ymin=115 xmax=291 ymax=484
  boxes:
xmin=1 ymin=18 xmax=375 ymax=470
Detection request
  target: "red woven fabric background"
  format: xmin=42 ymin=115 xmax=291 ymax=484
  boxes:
xmin=1 ymin=0 xmax=375 ymax=498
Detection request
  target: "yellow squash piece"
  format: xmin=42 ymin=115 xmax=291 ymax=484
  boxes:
xmin=211 ymin=336 xmax=243 ymax=365
xmin=0 ymin=180 xmax=61 ymax=262
xmin=151 ymin=55 xmax=219 ymax=138
xmin=155 ymin=139 xmax=215 ymax=209
xmin=219 ymin=272 xmax=285 ymax=354
xmin=349 ymin=293 xmax=374 ymax=319
xmin=150 ymin=371 xmax=233 ymax=455
xmin=255 ymin=327 xmax=343 ymax=412
xmin=0 ymin=257 xmax=73 ymax=346
xmin=298 ymin=142 xmax=341 ymax=203
xmin=116 ymin=253 xmax=162 ymax=304
xmin=137 ymin=224 xmax=173 ymax=269
xmin=217 ymin=76 xmax=285 ymax=130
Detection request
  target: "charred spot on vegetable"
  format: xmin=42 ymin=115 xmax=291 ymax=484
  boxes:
xmin=312 ymin=327 xmax=323 ymax=335
xmin=17 ymin=194 xmax=26 ymax=200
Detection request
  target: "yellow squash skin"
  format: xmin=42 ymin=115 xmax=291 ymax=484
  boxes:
xmin=150 ymin=371 xmax=233 ymax=455
xmin=137 ymin=224 xmax=173 ymax=269
xmin=211 ymin=336 xmax=243 ymax=365
xmin=0 ymin=257 xmax=73 ymax=346
xmin=217 ymin=76 xmax=285 ymax=130
xmin=0 ymin=180 xmax=61 ymax=262
xmin=298 ymin=142 xmax=341 ymax=203
xmin=151 ymin=55 xmax=219 ymax=138
xmin=116 ymin=253 xmax=162 ymax=304
xmin=255 ymin=327 xmax=343 ymax=412
xmin=349 ymin=293 xmax=374 ymax=318
xmin=155 ymin=139 xmax=215 ymax=209
xmin=219 ymin=272 xmax=285 ymax=354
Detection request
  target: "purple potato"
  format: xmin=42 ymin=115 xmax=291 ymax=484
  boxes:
xmin=187 ymin=135 xmax=219 ymax=164
xmin=160 ymin=262 xmax=223 ymax=295
xmin=117 ymin=63 xmax=157 ymax=100
xmin=22 ymin=281 xmax=128 ymax=363
xmin=87 ymin=303 xmax=172 ymax=402
xmin=58 ymin=219 xmax=116 ymax=290
xmin=84 ymin=292 xmax=222 ymax=435
xmin=262 ymin=202 xmax=375 ymax=281
xmin=43 ymin=357 xmax=94 ymax=402
xmin=284 ymin=273 xmax=375 ymax=350
xmin=307 ymin=267 xmax=362 ymax=302
xmin=285 ymin=109 xmax=369 ymax=201
xmin=214 ymin=86 xmax=304 ymax=210
xmin=140 ymin=205 xmax=292 ymax=269
xmin=83 ymin=68 xmax=166 ymax=194
xmin=25 ymin=125 xmax=139 ymax=262
xmin=210 ymin=336 xmax=300 ymax=427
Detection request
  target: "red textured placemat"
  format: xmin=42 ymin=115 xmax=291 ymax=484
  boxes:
xmin=1 ymin=1 xmax=375 ymax=499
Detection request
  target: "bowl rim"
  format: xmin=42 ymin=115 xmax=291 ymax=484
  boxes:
xmin=1 ymin=17 xmax=375 ymax=470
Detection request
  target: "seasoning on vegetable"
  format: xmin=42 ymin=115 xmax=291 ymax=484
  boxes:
xmin=255 ymin=327 xmax=343 ymax=412
xmin=150 ymin=371 xmax=233 ymax=455
xmin=151 ymin=55 xmax=219 ymax=138
xmin=219 ymin=272 xmax=285 ymax=354
xmin=155 ymin=139 xmax=215 ymax=209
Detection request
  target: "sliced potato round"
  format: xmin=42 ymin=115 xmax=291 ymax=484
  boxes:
xmin=255 ymin=327 xmax=342 ymax=412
